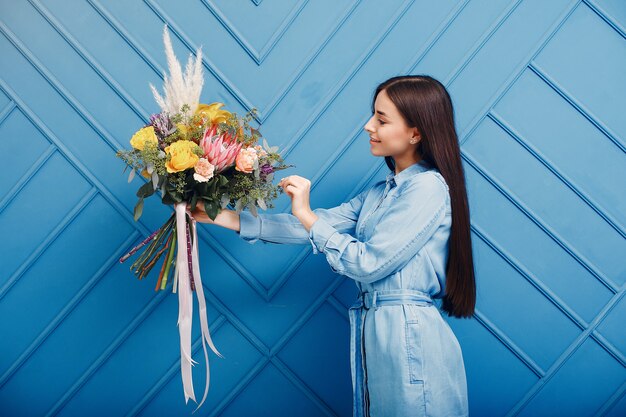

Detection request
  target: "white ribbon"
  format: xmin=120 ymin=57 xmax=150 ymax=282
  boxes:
xmin=174 ymin=203 xmax=224 ymax=413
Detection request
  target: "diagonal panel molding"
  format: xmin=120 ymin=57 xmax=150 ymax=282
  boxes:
xmin=200 ymin=0 xmax=308 ymax=64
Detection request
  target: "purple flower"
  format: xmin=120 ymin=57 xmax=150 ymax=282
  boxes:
xmin=150 ymin=112 xmax=175 ymax=139
xmin=259 ymin=163 xmax=275 ymax=180
xmin=260 ymin=163 xmax=274 ymax=174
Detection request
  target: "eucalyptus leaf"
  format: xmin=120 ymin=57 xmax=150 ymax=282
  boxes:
xmin=134 ymin=198 xmax=144 ymax=221
xmin=127 ymin=168 xmax=135 ymax=183
xmin=220 ymin=193 xmax=230 ymax=209
xmin=151 ymin=172 xmax=159 ymax=190
xmin=257 ymin=198 xmax=266 ymax=210
xmin=263 ymin=137 xmax=270 ymax=153
xmin=234 ymin=198 xmax=243 ymax=213
xmin=137 ymin=181 xmax=155 ymax=198
xmin=249 ymin=203 xmax=258 ymax=217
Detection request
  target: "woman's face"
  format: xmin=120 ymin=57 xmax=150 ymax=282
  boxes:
xmin=364 ymin=89 xmax=420 ymax=157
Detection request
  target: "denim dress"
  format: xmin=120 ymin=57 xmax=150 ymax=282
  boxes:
xmin=237 ymin=160 xmax=469 ymax=417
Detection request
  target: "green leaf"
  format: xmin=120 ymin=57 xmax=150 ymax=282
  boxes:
xmin=219 ymin=175 xmax=228 ymax=186
xmin=190 ymin=192 xmax=198 ymax=212
xmin=133 ymin=198 xmax=144 ymax=221
xmin=207 ymin=200 xmax=219 ymax=221
xmin=162 ymin=191 xmax=175 ymax=205
xmin=172 ymin=192 xmax=183 ymax=203
xmin=203 ymin=200 xmax=212 ymax=219
xmin=137 ymin=181 xmax=155 ymax=198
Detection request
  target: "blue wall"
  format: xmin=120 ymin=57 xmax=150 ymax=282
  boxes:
xmin=0 ymin=0 xmax=624 ymax=416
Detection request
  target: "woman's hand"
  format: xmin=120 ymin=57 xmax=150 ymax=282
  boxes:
xmin=278 ymin=175 xmax=312 ymax=216
xmin=278 ymin=175 xmax=319 ymax=231
xmin=186 ymin=202 xmax=215 ymax=224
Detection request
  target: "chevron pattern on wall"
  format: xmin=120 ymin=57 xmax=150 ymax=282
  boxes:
xmin=0 ymin=0 xmax=624 ymax=416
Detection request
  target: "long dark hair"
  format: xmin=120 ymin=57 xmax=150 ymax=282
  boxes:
xmin=372 ymin=75 xmax=476 ymax=318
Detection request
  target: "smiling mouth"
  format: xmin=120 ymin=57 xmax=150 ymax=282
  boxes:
xmin=369 ymin=138 xmax=381 ymax=142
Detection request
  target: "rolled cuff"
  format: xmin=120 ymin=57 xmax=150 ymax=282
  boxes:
xmin=237 ymin=210 xmax=261 ymax=243
xmin=309 ymin=216 xmax=339 ymax=255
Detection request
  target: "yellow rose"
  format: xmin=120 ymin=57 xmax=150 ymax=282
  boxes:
xmin=130 ymin=126 xmax=158 ymax=151
xmin=195 ymin=102 xmax=232 ymax=126
xmin=164 ymin=140 xmax=200 ymax=173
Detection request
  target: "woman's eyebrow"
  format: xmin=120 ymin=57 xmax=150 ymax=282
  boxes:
xmin=375 ymin=109 xmax=388 ymax=116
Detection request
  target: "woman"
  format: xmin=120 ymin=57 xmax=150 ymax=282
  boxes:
xmin=189 ymin=75 xmax=476 ymax=417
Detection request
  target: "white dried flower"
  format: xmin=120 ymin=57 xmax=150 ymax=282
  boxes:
xmin=149 ymin=24 xmax=204 ymax=119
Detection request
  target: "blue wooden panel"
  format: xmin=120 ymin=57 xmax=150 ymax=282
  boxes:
xmin=535 ymin=2 xmax=626 ymax=143
xmin=1 ymin=0 xmax=624 ymax=415
xmin=0 ymin=109 xmax=51 ymax=200
xmin=597 ymin=295 xmax=626 ymax=360
xmin=447 ymin=316 xmax=538 ymax=416
xmin=493 ymin=69 xmax=626 ymax=238
xmin=465 ymin=115 xmax=622 ymax=295
xmin=517 ymin=339 xmax=626 ymax=417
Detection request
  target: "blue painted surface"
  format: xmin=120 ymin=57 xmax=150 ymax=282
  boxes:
xmin=0 ymin=0 xmax=624 ymax=416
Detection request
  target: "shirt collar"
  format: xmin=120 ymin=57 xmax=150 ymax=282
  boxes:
xmin=386 ymin=159 xmax=431 ymax=187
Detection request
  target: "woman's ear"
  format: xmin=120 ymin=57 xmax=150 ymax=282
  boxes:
xmin=409 ymin=127 xmax=421 ymax=143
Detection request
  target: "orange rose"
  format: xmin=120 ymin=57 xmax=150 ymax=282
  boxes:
xmin=235 ymin=147 xmax=257 ymax=173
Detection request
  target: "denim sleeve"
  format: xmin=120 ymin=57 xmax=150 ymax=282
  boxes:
xmin=237 ymin=188 xmax=368 ymax=253
xmin=308 ymin=172 xmax=448 ymax=284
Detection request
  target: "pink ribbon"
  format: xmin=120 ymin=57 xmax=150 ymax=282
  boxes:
xmin=174 ymin=202 xmax=224 ymax=413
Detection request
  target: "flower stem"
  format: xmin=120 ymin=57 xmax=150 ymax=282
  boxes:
xmin=134 ymin=215 xmax=175 ymax=269
xmin=160 ymin=231 xmax=177 ymax=290
xmin=155 ymin=232 xmax=173 ymax=291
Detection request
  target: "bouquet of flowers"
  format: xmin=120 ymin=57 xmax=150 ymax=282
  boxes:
xmin=116 ymin=24 xmax=291 ymax=412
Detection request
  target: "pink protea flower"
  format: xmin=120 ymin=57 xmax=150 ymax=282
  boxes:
xmin=199 ymin=124 xmax=244 ymax=173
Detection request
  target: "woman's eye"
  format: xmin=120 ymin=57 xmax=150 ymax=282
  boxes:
xmin=378 ymin=119 xmax=386 ymax=125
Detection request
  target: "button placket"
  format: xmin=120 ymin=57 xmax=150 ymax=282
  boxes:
xmin=358 ymin=180 xmax=393 ymax=237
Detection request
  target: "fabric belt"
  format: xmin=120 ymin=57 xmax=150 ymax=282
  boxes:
xmin=358 ymin=289 xmax=434 ymax=311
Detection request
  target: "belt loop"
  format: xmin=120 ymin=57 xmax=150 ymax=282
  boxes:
xmin=371 ymin=291 xmax=378 ymax=311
